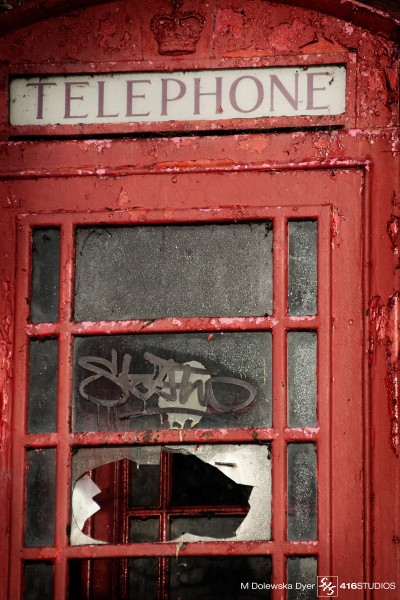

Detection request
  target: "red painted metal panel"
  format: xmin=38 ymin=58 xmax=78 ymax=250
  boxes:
xmin=0 ymin=3 xmax=397 ymax=599
xmin=3 ymin=166 xmax=364 ymax=600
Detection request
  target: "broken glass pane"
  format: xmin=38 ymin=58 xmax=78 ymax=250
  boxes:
xmin=74 ymin=222 xmax=273 ymax=321
xmin=24 ymin=562 xmax=53 ymax=600
xmin=25 ymin=448 xmax=56 ymax=547
xmin=287 ymin=444 xmax=317 ymax=541
xmin=28 ymin=339 xmax=58 ymax=434
xmin=70 ymin=445 xmax=271 ymax=545
xmin=287 ymin=332 xmax=317 ymax=428
xmin=287 ymin=557 xmax=318 ymax=600
xmin=31 ymin=228 xmax=60 ymax=323
xmin=170 ymin=516 xmax=245 ymax=540
xmin=170 ymin=556 xmax=272 ymax=600
xmin=288 ymin=221 xmax=317 ymax=316
xmin=73 ymin=332 xmax=272 ymax=432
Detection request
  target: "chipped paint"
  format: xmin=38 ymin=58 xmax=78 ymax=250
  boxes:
xmin=117 ymin=187 xmax=130 ymax=207
xmin=0 ymin=282 xmax=12 ymax=450
xmin=387 ymin=215 xmax=400 ymax=255
xmin=369 ymin=293 xmax=400 ymax=456
xmin=331 ymin=206 xmax=344 ymax=248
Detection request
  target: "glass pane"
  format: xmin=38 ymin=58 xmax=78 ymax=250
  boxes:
xmin=25 ymin=448 xmax=56 ymax=547
xmin=287 ymin=332 xmax=317 ymax=428
xmin=74 ymin=223 xmax=273 ymax=321
xmin=69 ymin=558 xmax=125 ymax=600
xmin=31 ymin=228 xmax=60 ymax=323
xmin=170 ymin=516 xmax=245 ymax=540
xmin=287 ymin=557 xmax=318 ymax=600
xmin=24 ymin=562 xmax=54 ymax=600
xmin=70 ymin=445 xmax=271 ymax=545
xmin=129 ymin=461 xmax=160 ymax=507
xmin=28 ymin=339 xmax=58 ymax=433
xmin=287 ymin=444 xmax=317 ymax=541
xmin=288 ymin=221 xmax=317 ymax=316
xmin=129 ymin=518 xmax=159 ymax=543
xmin=128 ymin=558 xmax=158 ymax=600
xmin=73 ymin=332 xmax=272 ymax=432
xmin=170 ymin=556 xmax=272 ymax=599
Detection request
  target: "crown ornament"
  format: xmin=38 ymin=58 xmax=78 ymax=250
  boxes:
xmin=150 ymin=0 xmax=206 ymax=56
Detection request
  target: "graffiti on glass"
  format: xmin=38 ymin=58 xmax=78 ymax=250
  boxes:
xmin=78 ymin=350 xmax=256 ymax=429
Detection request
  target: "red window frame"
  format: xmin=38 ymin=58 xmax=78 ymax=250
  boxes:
xmin=7 ymin=163 xmax=367 ymax=599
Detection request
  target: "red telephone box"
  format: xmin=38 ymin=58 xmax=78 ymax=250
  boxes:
xmin=0 ymin=1 xmax=399 ymax=599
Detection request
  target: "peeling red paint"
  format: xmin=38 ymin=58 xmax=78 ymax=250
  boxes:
xmin=236 ymin=135 xmax=269 ymax=154
xmin=117 ymin=187 xmax=131 ymax=207
xmin=0 ymin=282 xmax=12 ymax=451
xmin=369 ymin=293 xmax=400 ymax=456
xmin=331 ymin=206 xmax=343 ymax=247
xmin=387 ymin=214 xmax=400 ymax=255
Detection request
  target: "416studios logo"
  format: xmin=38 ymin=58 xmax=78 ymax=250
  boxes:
xmin=318 ymin=577 xmax=338 ymax=597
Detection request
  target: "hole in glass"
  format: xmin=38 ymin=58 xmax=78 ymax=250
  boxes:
xmin=70 ymin=445 xmax=271 ymax=545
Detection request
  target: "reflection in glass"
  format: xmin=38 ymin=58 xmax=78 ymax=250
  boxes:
xmin=73 ymin=332 xmax=272 ymax=432
xmin=31 ymin=228 xmax=60 ymax=323
xmin=287 ymin=332 xmax=317 ymax=428
xmin=287 ymin=444 xmax=317 ymax=541
xmin=25 ymin=448 xmax=56 ymax=547
xmin=74 ymin=223 xmax=273 ymax=321
xmin=288 ymin=221 xmax=317 ymax=316
xmin=28 ymin=339 xmax=58 ymax=433
xmin=287 ymin=557 xmax=317 ymax=600
xmin=24 ymin=562 xmax=54 ymax=600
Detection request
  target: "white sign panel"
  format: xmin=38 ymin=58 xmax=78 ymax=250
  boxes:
xmin=10 ymin=66 xmax=346 ymax=126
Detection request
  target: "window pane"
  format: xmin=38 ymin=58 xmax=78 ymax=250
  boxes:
xmin=287 ymin=332 xmax=317 ymax=428
xmin=69 ymin=559 xmax=127 ymax=600
xmin=24 ymin=562 xmax=54 ymax=600
xmin=74 ymin=223 xmax=273 ymax=321
xmin=288 ymin=221 xmax=317 ymax=316
xmin=129 ymin=518 xmax=159 ymax=543
xmin=70 ymin=445 xmax=271 ymax=545
xmin=129 ymin=461 xmax=160 ymax=508
xmin=31 ymin=228 xmax=60 ymax=323
xmin=287 ymin=444 xmax=317 ymax=541
xmin=287 ymin=557 xmax=317 ymax=600
xmin=170 ymin=516 xmax=245 ymax=540
xmin=170 ymin=556 xmax=272 ymax=600
xmin=128 ymin=558 xmax=158 ymax=600
xmin=73 ymin=332 xmax=272 ymax=432
xmin=25 ymin=448 xmax=56 ymax=547
xmin=28 ymin=339 xmax=58 ymax=433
